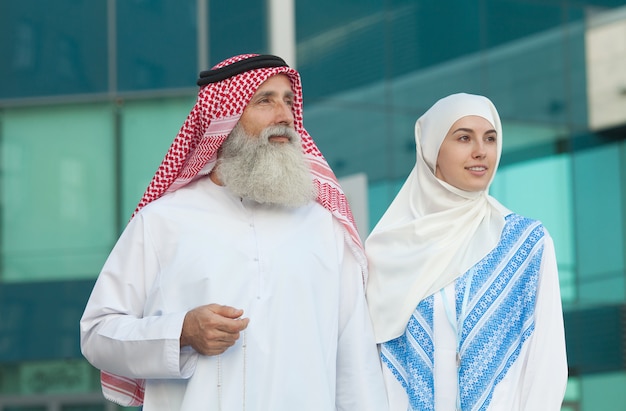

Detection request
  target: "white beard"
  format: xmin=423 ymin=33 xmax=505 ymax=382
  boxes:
xmin=215 ymin=123 xmax=318 ymax=208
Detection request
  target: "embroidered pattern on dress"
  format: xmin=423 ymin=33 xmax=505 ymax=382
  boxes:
xmin=382 ymin=213 xmax=544 ymax=411
xmin=458 ymin=214 xmax=543 ymax=410
xmin=382 ymin=297 xmax=434 ymax=411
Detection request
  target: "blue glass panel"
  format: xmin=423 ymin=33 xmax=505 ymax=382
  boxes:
xmin=0 ymin=280 xmax=95 ymax=362
xmin=295 ymin=0 xmax=386 ymax=99
xmin=116 ymin=0 xmax=197 ymax=91
xmin=0 ymin=0 xmax=107 ymax=99
xmin=208 ymin=1 xmax=266 ymax=66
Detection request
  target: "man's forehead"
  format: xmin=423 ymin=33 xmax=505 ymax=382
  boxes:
xmin=254 ymin=74 xmax=294 ymax=95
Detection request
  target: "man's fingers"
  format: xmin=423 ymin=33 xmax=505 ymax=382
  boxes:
xmin=225 ymin=316 xmax=250 ymax=332
xmin=209 ymin=303 xmax=245 ymax=319
xmin=207 ymin=304 xmax=250 ymax=333
xmin=180 ymin=304 xmax=250 ymax=355
xmin=194 ymin=317 xmax=247 ymax=356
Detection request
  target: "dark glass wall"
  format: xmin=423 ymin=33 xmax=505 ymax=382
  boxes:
xmin=0 ymin=0 xmax=267 ymax=99
xmin=0 ymin=0 xmax=108 ymax=99
xmin=116 ymin=0 xmax=197 ymax=91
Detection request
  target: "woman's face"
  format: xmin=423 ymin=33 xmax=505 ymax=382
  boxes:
xmin=435 ymin=115 xmax=498 ymax=192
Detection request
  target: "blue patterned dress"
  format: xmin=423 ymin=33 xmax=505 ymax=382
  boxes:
xmin=381 ymin=213 xmax=546 ymax=411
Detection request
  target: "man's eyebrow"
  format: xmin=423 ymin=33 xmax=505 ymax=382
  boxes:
xmin=253 ymin=90 xmax=294 ymax=100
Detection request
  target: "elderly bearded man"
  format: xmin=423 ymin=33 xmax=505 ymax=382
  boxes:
xmin=80 ymin=54 xmax=389 ymax=411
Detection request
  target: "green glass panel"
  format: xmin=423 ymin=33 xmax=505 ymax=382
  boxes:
xmin=367 ymin=179 xmax=405 ymax=234
xmin=1 ymin=104 xmax=116 ymax=282
xmin=491 ymin=154 xmax=576 ymax=302
xmin=564 ymin=376 xmax=580 ymax=401
xmin=119 ymin=97 xmax=196 ymax=221
xmin=581 ymin=371 xmax=626 ymax=410
xmin=573 ymin=144 xmax=625 ymax=304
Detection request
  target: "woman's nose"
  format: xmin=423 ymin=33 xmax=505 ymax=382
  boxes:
xmin=473 ymin=142 xmax=487 ymax=158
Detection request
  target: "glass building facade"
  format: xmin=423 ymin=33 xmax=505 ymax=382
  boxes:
xmin=1 ymin=0 xmax=625 ymax=409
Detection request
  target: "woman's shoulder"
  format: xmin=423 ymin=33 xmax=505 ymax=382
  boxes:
xmin=504 ymin=212 xmax=539 ymax=224
xmin=503 ymin=212 xmax=548 ymax=239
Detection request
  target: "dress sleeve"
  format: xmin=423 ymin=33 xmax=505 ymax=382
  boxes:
xmin=79 ymin=213 xmax=198 ymax=379
xmin=335 ymin=223 xmax=390 ymax=411
xmin=517 ymin=230 xmax=568 ymax=410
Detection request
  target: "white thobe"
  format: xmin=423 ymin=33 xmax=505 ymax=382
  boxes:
xmin=382 ymin=234 xmax=567 ymax=411
xmin=80 ymin=176 xmax=388 ymax=411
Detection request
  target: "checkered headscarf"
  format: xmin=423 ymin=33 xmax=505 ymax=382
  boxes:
xmin=101 ymin=54 xmax=367 ymax=406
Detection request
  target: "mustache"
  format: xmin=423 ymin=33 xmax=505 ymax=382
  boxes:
xmin=259 ymin=125 xmax=301 ymax=144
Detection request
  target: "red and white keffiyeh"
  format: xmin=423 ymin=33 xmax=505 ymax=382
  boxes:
xmin=100 ymin=54 xmax=367 ymax=406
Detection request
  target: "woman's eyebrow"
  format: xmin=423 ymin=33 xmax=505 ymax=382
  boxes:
xmin=452 ymin=127 xmax=497 ymax=134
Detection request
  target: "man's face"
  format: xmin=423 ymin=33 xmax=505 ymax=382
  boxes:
xmin=215 ymin=122 xmax=316 ymax=207
xmin=213 ymin=73 xmax=316 ymax=207
xmin=239 ymin=74 xmax=295 ymax=141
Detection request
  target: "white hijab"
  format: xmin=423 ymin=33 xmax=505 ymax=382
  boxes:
xmin=365 ymin=93 xmax=511 ymax=343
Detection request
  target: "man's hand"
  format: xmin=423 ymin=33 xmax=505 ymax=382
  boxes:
xmin=180 ymin=304 xmax=250 ymax=356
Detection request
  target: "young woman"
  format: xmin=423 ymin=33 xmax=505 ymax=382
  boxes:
xmin=365 ymin=93 xmax=567 ymax=410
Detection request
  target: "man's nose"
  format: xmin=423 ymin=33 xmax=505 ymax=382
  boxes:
xmin=274 ymin=101 xmax=294 ymax=126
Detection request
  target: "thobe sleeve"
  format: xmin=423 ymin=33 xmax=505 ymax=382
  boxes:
xmin=335 ymin=224 xmax=390 ymax=411
xmin=80 ymin=213 xmax=198 ymax=379
xmin=517 ymin=231 xmax=568 ymax=410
